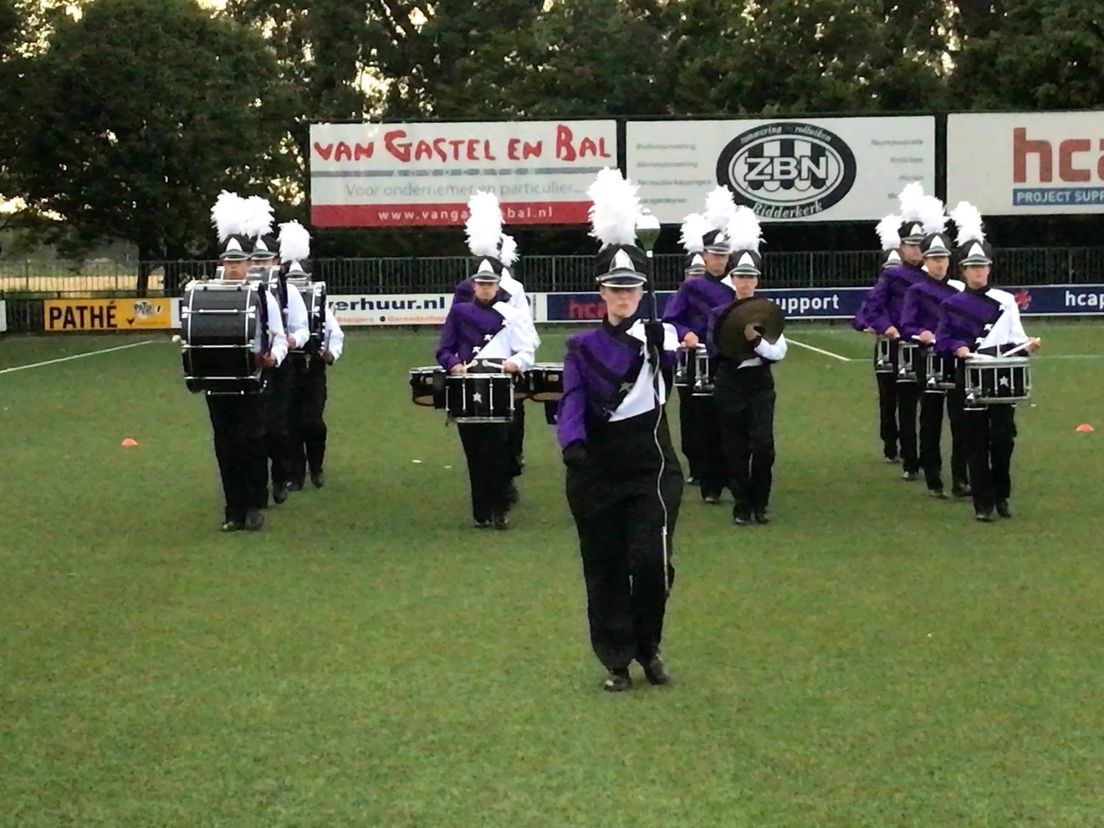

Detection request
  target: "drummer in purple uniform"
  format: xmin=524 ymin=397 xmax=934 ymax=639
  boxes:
xmin=663 ymin=208 xmax=735 ymax=503
xmin=899 ymin=218 xmax=971 ymax=500
xmin=436 ymin=258 xmax=536 ymax=530
xmin=935 ymin=201 xmax=1040 ymax=522
xmin=558 ymin=168 xmax=684 ymax=693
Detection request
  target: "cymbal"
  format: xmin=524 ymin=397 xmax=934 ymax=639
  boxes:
xmin=716 ymin=297 xmax=785 ymax=360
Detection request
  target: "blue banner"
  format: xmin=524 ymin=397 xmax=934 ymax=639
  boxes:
xmin=539 ymin=284 xmax=1104 ymax=322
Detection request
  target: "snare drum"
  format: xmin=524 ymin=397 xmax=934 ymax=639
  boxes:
xmin=874 ymin=336 xmax=895 ymax=374
xmin=964 ymin=356 xmax=1032 ymax=406
xmin=675 ymin=346 xmax=713 ymax=396
xmin=897 ymin=341 xmax=919 ymax=384
xmin=925 ymin=350 xmax=957 ymax=393
xmin=180 ymin=281 xmax=264 ymax=394
xmin=446 ymin=373 xmax=515 ymax=423
xmin=409 ymin=366 xmax=445 ymax=408
xmin=287 ymin=278 xmax=327 ymax=352
xmin=527 ymin=363 xmax=565 ymax=402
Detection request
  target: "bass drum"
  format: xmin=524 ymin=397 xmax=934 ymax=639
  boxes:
xmin=181 ymin=281 xmax=264 ymax=394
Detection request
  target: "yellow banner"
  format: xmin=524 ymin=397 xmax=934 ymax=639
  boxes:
xmin=44 ymin=298 xmax=171 ymax=332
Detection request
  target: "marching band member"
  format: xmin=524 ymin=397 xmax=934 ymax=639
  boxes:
xmin=854 ymin=218 xmax=903 ymax=463
xmin=436 ymin=255 xmax=536 ymax=530
xmin=557 ymin=168 xmax=683 ymax=693
xmin=708 ymin=207 xmax=788 ymax=526
xmin=858 ymin=183 xmax=931 ymax=481
xmin=452 ymin=193 xmax=539 ymax=501
xmin=899 ymin=202 xmax=970 ymax=500
xmin=279 ymin=221 xmax=345 ymax=491
xmin=206 ymin=192 xmax=288 ymax=531
xmin=662 ymin=193 xmax=735 ymax=502
xmin=936 ymin=202 xmax=1040 ymax=522
xmin=243 ymin=198 xmax=310 ymax=505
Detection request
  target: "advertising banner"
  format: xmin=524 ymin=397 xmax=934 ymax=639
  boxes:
xmin=947 ymin=111 xmax=1104 ymax=214
xmin=626 ymin=117 xmax=935 ymax=223
xmin=0 ymin=300 xmax=6 ymax=333
xmin=328 ymin=294 xmax=453 ymax=326
xmin=44 ymin=298 xmax=172 ymax=332
xmin=310 ymin=120 xmax=617 ymax=227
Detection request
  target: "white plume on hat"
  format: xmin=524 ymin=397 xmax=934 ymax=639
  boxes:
xmin=704 ymin=185 xmax=738 ymax=232
xmin=211 ymin=191 xmax=249 ymax=242
xmin=679 ymin=212 xmax=711 ymax=254
xmin=465 ymin=191 xmax=503 ymax=258
xmin=499 ymin=234 xmax=518 ymax=268
xmin=242 ymin=195 xmax=275 ymax=239
xmin=950 ymin=201 xmax=986 ymax=245
xmin=875 ymin=214 xmax=902 ymax=250
xmin=587 ymin=167 xmax=641 ymax=247
xmin=917 ymin=195 xmax=948 ymax=234
xmin=897 ymin=182 xmax=926 ymax=222
xmin=726 ymin=206 xmax=763 ymax=253
xmin=278 ymin=220 xmax=311 ymax=264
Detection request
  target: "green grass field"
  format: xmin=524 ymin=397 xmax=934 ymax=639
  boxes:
xmin=2 ymin=323 xmax=1104 ymax=827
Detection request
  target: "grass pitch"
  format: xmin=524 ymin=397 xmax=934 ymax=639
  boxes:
xmin=2 ymin=323 xmax=1103 ymax=827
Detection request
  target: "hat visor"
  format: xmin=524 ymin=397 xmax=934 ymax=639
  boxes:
xmin=470 ymin=274 xmax=501 ymax=283
xmin=220 ymin=251 xmax=249 ymax=262
xmin=728 ymin=264 xmax=761 ymax=277
xmin=597 ymin=270 xmax=647 ymax=288
xmin=901 ymin=237 xmax=925 ymax=246
xmin=250 ymin=252 xmax=278 ymax=262
xmin=704 ymin=244 xmax=732 ymax=254
xmin=922 ymin=250 xmax=951 ymax=258
xmin=959 ymin=255 xmax=992 ymax=266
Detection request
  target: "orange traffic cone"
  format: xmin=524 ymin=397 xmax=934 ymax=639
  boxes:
xmin=1075 ymin=424 xmax=1095 ymax=434
xmin=121 ymin=438 xmax=139 ymax=447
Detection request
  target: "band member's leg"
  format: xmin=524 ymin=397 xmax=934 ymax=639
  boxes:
xmin=624 ymin=472 xmax=681 ymax=665
xmin=508 ymin=401 xmax=525 ymax=478
xmin=207 ymin=396 xmax=242 ymax=523
xmin=988 ymin=405 xmax=1017 ymax=504
xmin=262 ymin=366 xmax=293 ymax=495
xmin=897 ymin=382 xmax=921 ymax=475
xmin=568 ymin=474 xmax=635 ymax=671
xmin=698 ymin=397 xmax=727 ymax=500
xmin=238 ymin=395 xmax=269 ymax=514
xmin=946 ymin=388 xmax=970 ymax=491
xmin=301 ymin=367 xmax=328 ymax=480
xmin=876 ymin=371 xmax=899 ymax=460
xmin=747 ymin=388 xmax=777 ymax=515
xmin=719 ymin=398 xmax=753 ymax=518
xmin=918 ymin=391 xmax=945 ymax=493
xmin=677 ymin=386 xmax=700 ymax=481
xmin=483 ymin=423 xmax=513 ymax=518
xmin=457 ymin=424 xmax=492 ymax=523
xmin=286 ymin=370 xmax=308 ymax=488
xmin=965 ymin=407 xmax=995 ymax=514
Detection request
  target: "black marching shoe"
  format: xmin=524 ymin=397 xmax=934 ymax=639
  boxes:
xmin=310 ymin=470 xmax=325 ymax=489
xmin=244 ymin=509 xmax=265 ymax=531
xmin=884 ymin=454 xmax=900 ymax=464
xmin=902 ymin=470 xmax=919 ymax=482
xmin=995 ymin=500 xmax=1013 ymax=519
xmin=686 ymin=476 xmax=700 ymax=487
xmin=474 ymin=518 xmax=492 ymax=529
xmin=928 ymin=488 xmax=948 ymax=500
xmin=286 ymin=480 xmax=303 ymax=492
xmin=603 ymin=668 xmax=632 ymax=693
xmin=753 ymin=510 xmax=771 ymax=525
xmin=220 ymin=519 xmax=244 ymax=532
xmin=975 ymin=510 xmax=994 ymax=523
xmin=641 ymin=655 xmax=671 ymax=686
xmin=493 ymin=512 xmax=510 ymax=531
xmin=702 ymin=492 xmax=721 ymax=505
xmin=734 ymin=510 xmax=752 ymax=527
xmin=272 ymin=484 xmax=289 ymax=505
xmin=952 ymin=483 xmax=972 ymax=498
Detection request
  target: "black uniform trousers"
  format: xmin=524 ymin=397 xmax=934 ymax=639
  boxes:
xmin=458 ymin=422 xmax=512 ymax=522
xmin=288 ymin=357 xmax=328 ymax=486
xmin=262 ymin=364 xmax=293 ymax=493
xmin=876 ymin=371 xmax=899 ymax=460
xmin=206 ymin=393 xmax=267 ymax=523
xmin=917 ymin=357 xmax=970 ymax=492
xmin=963 ymin=404 xmax=1016 ymax=513
xmin=715 ymin=363 xmax=777 ymax=517
xmin=508 ymin=402 xmax=525 ymax=479
xmin=567 ymin=412 xmax=683 ymax=671
xmin=676 ymin=386 xmax=726 ymax=496
xmin=896 ymin=378 xmax=921 ymax=474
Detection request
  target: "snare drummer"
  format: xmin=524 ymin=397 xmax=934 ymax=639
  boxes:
xmin=935 ymin=202 xmax=1040 ymax=522
xmin=206 ymin=192 xmax=289 ymax=532
xmin=278 ymin=222 xmax=345 ymax=491
xmin=558 ymin=168 xmax=683 ymax=692
xmin=900 ymin=225 xmax=970 ymax=500
xmin=436 ymin=261 xmax=536 ymax=529
xmin=662 ymin=205 xmax=734 ymax=502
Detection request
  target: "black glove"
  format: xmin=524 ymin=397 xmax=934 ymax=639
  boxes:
xmin=644 ymin=320 xmax=665 ymax=352
xmin=562 ymin=441 xmax=590 ymax=471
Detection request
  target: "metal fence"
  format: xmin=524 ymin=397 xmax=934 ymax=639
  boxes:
xmin=2 ymin=247 xmax=1103 ymax=298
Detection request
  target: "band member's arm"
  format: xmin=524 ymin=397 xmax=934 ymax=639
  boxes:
xmin=863 ymin=274 xmax=893 ymax=335
xmin=898 ymin=285 xmax=923 ymax=340
xmin=323 ymin=309 xmax=345 ymax=362
xmin=285 ymin=283 xmax=311 ymax=349
xmin=503 ymin=317 xmax=537 ymax=372
xmin=435 ymin=312 xmax=462 ymax=371
xmin=752 ymin=332 xmax=788 ymax=362
xmin=557 ymin=344 xmax=589 ymax=457
xmin=934 ymin=304 xmax=968 ymax=358
xmin=510 ymin=287 xmax=541 ymax=352
xmin=264 ymin=292 xmax=289 ymax=367
xmin=661 ymin=284 xmax=695 ymax=343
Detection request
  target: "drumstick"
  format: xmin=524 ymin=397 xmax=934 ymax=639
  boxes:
xmin=1000 ymin=338 xmax=1041 ymax=358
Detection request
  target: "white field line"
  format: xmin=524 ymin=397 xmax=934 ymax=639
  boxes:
xmin=0 ymin=340 xmax=155 ymax=375
xmin=787 ymin=338 xmax=855 ymax=362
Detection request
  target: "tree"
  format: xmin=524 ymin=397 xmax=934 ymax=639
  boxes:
xmin=7 ymin=0 xmax=292 ymax=291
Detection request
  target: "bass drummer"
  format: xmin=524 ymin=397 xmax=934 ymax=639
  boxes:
xmin=935 ymin=202 xmax=1040 ymax=522
xmin=435 ymin=261 xmax=536 ymax=530
xmin=205 ymin=191 xmax=289 ymax=532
